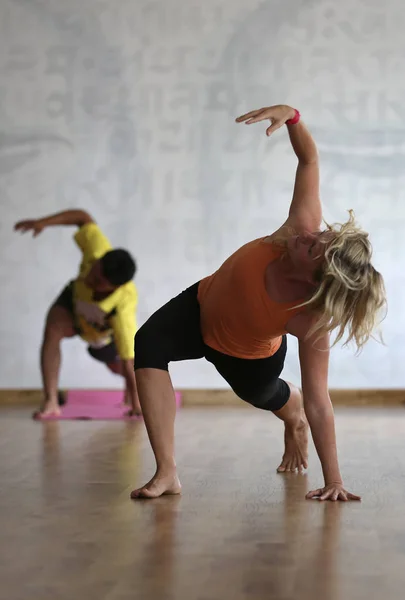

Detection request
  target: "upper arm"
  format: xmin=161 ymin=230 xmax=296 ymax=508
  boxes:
xmin=298 ymin=332 xmax=330 ymax=407
xmin=287 ymin=161 xmax=321 ymax=232
xmin=74 ymin=222 xmax=112 ymax=259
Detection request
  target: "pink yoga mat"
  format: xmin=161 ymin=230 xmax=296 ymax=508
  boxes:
xmin=36 ymin=390 xmax=182 ymax=421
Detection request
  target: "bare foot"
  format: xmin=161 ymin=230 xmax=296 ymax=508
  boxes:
xmin=33 ymin=402 xmax=61 ymax=420
xmin=277 ymin=412 xmax=309 ymax=473
xmin=130 ymin=470 xmax=181 ymax=499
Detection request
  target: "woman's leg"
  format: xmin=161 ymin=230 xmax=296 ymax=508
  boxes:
xmin=273 ymin=383 xmax=308 ymax=473
xmin=130 ymin=368 xmax=180 ymax=498
xmin=130 ymin=283 xmax=204 ymax=499
xmin=204 ymin=336 xmax=308 ymax=473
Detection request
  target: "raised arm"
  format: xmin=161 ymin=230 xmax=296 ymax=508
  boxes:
xmin=14 ymin=209 xmax=94 ymax=237
xmin=236 ymin=104 xmax=321 ymax=232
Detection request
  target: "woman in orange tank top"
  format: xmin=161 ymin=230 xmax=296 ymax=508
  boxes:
xmin=131 ymin=105 xmax=386 ymax=504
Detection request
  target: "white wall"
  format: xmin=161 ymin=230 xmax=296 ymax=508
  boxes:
xmin=0 ymin=0 xmax=403 ymax=389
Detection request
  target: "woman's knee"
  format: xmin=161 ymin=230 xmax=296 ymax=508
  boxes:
xmin=234 ymin=379 xmax=290 ymax=412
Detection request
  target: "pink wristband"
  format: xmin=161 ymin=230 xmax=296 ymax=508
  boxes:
xmin=286 ymin=109 xmax=300 ymax=125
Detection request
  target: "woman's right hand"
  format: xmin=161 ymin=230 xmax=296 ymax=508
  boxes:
xmin=306 ymin=483 xmax=361 ymax=502
xmin=236 ymin=104 xmax=296 ymax=136
xmin=14 ymin=218 xmax=45 ymax=237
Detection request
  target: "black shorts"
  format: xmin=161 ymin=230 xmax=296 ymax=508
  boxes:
xmin=54 ymin=282 xmax=120 ymax=364
xmin=134 ymin=283 xmax=290 ymax=411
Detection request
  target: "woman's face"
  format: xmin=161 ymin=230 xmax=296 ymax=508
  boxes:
xmin=287 ymin=231 xmax=329 ymax=278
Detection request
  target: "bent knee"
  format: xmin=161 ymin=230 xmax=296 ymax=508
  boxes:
xmin=44 ymin=305 xmax=76 ymax=339
xmin=43 ymin=321 xmax=74 ymax=341
xmin=234 ymin=379 xmax=290 ymax=412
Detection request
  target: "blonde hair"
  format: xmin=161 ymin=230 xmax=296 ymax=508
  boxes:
xmin=301 ymin=211 xmax=387 ymax=352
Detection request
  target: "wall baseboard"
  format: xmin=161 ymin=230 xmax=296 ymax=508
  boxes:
xmin=0 ymin=389 xmax=404 ymax=407
xmin=181 ymin=389 xmax=405 ymax=407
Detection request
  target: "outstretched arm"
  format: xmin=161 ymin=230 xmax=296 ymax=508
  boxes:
xmin=14 ymin=209 xmax=93 ymax=237
xmin=236 ymin=104 xmax=321 ymax=232
xmin=297 ymin=331 xmax=361 ymax=501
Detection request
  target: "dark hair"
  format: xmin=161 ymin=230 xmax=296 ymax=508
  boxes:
xmin=100 ymin=249 xmax=136 ymax=286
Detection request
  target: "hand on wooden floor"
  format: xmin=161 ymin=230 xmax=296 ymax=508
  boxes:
xmin=306 ymin=483 xmax=361 ymax=502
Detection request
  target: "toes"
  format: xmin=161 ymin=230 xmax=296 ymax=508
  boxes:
xmin=130 ymin=487 xmax=155 ymax=500
xmin=279 ymin=453 xmax=309 ymax=474
xmin=297 ymin=453 xmax=308 ymax=472
xmin=131 ymin=482 xmax=169 ymax=499
xmin=278 ymin=459 xmax=295 ymax=473
xmin=277 ymin=457 xmax=288 ymax=472
xmin=278 ymin=460 xmax=291 ymax=472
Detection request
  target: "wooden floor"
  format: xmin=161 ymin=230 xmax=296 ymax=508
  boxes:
xmin=1 ymin=405 xmax=405 ymax=600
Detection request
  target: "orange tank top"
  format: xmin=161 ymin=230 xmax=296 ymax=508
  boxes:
xmin=197 ymin=237 xmax=306 ymax=359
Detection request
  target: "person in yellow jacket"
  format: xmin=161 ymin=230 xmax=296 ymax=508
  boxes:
xmin=14 ymin=209 xmax=140 ymax=418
